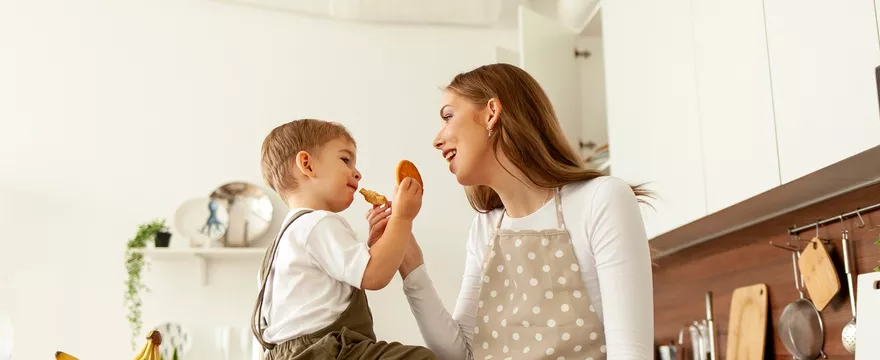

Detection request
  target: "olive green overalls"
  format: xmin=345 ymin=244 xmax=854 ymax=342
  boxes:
xmin=251 ymin=210 xmax=436 ymax=360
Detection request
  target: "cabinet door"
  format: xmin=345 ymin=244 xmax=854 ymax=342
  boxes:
xmin=764 ymin=0 xmax=880 ymax=183
xmin=603 ymin=0 xmax=707 ymax=238
xmin=692 ymin=0 xmax=781 ymax=213
xmin=518 ymin=5 xmax=582 ymax=150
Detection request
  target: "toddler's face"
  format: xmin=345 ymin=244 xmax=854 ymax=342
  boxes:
xmin=312 ymin=138 xmax=361 ymax=212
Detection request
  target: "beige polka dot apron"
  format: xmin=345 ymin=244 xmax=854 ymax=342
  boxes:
xmin=473 ymin=189 xmax=606 ymax=360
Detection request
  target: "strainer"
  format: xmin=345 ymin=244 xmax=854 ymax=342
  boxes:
xmin=777 ymin=249 xmax=827 ymax=359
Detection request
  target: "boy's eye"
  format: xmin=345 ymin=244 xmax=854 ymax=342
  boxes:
xmin=341 ymin=157 xmax=350 ymax=164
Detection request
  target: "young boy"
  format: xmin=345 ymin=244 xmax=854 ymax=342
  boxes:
xmin=251 ymin=119 xmax=434 ymax=360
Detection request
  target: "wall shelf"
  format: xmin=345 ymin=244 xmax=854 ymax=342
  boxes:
xmin=133 ymin=247 xmax=266 ymax=285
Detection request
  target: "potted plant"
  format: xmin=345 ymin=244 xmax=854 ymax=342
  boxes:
xmin=154 ymin=226 xmax=172 ymax=248
xmin=124 ymin=218 xmax=167 ymax=349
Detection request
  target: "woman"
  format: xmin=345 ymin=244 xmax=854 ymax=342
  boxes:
xmin=367 ymin=63 xmax=654 ymax=359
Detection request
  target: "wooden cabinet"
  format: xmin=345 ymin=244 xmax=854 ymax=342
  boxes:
xmin=603 ymin=0 xmax=708 ymax=238
xmin=764 ymin=0 xmax=880 ymax=183
xmin=691 ymin=0 xmax=781 ymax=213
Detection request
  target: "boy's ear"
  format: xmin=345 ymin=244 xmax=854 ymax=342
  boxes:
xmin=294 ymin=151 xmax=316 ymax=178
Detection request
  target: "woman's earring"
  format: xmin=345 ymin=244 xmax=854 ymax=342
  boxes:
xmin=488 ymin=129 xmax=493 ymax=138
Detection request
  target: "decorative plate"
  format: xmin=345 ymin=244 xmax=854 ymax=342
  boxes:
xmin=152 ymin=322 xmax=191 ymax=359
xmin=174 ymin=197 xmax=229 ymax=247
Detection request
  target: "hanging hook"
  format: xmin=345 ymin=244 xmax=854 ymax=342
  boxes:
xmin=770 ymin=240 xmax=799 ymax=252
xmin=816 ymin=223 xmax=820 ymax=238
xmin=839 ymin=215 xmax=846 ymax=230
xmin=855 ymin=208 xmax=867 ymax=228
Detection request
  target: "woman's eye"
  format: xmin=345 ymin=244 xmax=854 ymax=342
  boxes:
xmin=442 ymin=114 xmax=453 ymax=122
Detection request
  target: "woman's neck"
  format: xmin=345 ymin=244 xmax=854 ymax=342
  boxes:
xmin=489 ymin=170 xmax=553 ymax=219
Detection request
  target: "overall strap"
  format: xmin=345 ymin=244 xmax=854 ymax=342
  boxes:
xmin=251 ymin=210 xmax=313 ymax=351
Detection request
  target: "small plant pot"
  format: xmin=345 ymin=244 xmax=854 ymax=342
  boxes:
xmin=154 ymin=231 xmax=172 ymax=248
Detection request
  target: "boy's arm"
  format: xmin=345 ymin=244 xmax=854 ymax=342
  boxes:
xmin=362 ymin=177 xmax=422 ymax=290
xmin=361 ymin=216 xmax=412 ymax=290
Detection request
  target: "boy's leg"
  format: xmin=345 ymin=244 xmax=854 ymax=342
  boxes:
xmin=334 ymin=328 xmax=437 ymax=360
xmin=271 ymin=328 xmax=436 ymax=360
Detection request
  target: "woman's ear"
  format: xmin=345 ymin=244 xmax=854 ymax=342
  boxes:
xmin=295 ymin=151 xmax=316 ymax=178
xmin=486 ymin=98 xmax=502 ymax=131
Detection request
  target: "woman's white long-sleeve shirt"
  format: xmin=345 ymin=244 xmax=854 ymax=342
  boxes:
xmin=402 ymin=176 xmax=654 ymax=359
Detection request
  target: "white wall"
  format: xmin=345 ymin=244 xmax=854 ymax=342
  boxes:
xmin=0 ymin=1 xmax=513 ymax=358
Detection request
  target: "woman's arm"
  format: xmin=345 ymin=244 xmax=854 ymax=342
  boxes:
xmin=400 ymin=218 xmax=486 ymax=360
xmin=589 ymin=177 xmax=655 ymax=359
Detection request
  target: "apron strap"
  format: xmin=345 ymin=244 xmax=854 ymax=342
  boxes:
xmin=552 ymin=187 xmax=566 ymax=230
xmin=494 ymin=188 xmax=566 ymax=231
xmin=251 ymin=209 xmax=313 ymax=351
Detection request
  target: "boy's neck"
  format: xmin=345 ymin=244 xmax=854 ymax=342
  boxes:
xmin=285 ymin=193 xmax=332 ymax=212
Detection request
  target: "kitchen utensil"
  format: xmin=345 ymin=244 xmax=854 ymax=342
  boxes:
xmin=658 ymin=342 xmax=677 ymax=360
xmin=798 ymin=236 xmax=840 ymax=310
xmin=778 ymin=249 xmax=827 ymax=359
xmin=685 ymin=322 xmax=703 ymax=360
xmin=705 ymin=292 xmax=718 ymax=360
xmin=855 ymin=271 xmax=880 ymax=360
xmin=725 ymin=283 xmax=768 ymax=360
xmin=841 ymin=229 xmax=857 ymax=353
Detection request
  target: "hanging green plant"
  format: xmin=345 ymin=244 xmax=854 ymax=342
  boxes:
xmin=125 ymin=218 xmax=167 ymax=350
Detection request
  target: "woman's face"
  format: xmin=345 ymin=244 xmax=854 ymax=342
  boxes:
xmin=433 ymin=91 xmax=498 ymax=186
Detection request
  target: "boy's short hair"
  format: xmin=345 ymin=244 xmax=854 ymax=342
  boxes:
xmin=261 ymin=119 xmax=355 ymax=197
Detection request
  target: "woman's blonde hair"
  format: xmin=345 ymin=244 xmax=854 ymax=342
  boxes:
xmin=445 ymin=63 xmax=653 ymax=213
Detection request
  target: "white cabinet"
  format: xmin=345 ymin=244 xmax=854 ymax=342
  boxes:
xmin=764 ymin=0 xmax=880 ymax=183
xmin=603 ymin=0 xmax=707 ymax=238
xmin=691 ymin=0 xmax=781 ymax=213
xmin=516 ymin=6 xmax=583 ymax=151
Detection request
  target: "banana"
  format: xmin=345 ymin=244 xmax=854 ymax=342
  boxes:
xmin=133 ymin=330 xmax=162 ymax=360
xmin=55 ymin=351 xmax=79 ymax=360
xmin=132 ymin=338 xmax=150 ymax=360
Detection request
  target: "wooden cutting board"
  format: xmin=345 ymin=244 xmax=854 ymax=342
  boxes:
xmin=725 ymin=283 xmax=768 ymax=360
xmin=798 ymin=237 xmax=840 ymax=310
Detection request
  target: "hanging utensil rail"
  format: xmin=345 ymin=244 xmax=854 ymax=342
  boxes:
xmin=788 ymin=202 xmax=880 ymax=235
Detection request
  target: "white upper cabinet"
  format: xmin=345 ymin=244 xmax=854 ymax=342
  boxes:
xmin=602 ymin=0 xmax=707 ymax=238
xmin=518 ymin=6 xmax=583 ymax=150
xmin=764 ymin=0 xmax=880 ymax=183
xmin=691 ymin=0 xmax=781 ymax=213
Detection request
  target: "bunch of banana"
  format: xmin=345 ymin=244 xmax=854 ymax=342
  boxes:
xmin=132 ymin=330 xmax=162 ymax=360
xmin=54 ymin=351 xmax=79 ymax=360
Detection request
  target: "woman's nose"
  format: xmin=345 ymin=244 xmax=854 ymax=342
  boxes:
xmin=433 ymin=133 xmax=444 ymax=149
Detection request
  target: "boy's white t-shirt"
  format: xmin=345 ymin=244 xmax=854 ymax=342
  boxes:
xmin=258 ymin=209 xmax=371 ymax=343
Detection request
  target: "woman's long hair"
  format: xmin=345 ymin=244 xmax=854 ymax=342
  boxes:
xmin=445 ymin=63 xmax=653 ymax=213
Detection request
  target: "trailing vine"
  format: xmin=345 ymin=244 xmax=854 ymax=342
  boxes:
xmin=125 ymin=219 xmax=167 ymax=350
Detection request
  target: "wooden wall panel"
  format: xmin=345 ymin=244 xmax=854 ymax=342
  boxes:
xmin=652 ymin=183 xmax=880 ymax=359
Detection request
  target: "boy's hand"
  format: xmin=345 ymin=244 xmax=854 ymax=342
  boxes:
xmin=365 ymin=202 xmax=391 ymax=247
xmin=391 ymin=177 xmax=422 ymax=221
